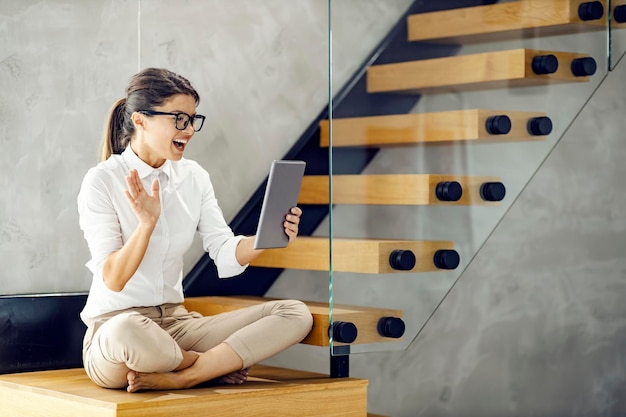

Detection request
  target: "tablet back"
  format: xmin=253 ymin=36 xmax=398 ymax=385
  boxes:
xmin=254 ymin=160 xmax=306 ymax=249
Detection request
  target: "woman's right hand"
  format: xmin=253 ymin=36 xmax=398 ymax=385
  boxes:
xmin=124 ymin=169 xmax=161 ymax=228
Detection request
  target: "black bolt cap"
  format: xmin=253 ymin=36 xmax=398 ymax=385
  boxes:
xmin=377 ymin=317 xmax=406 ymax=339
xmin=331 ymin=321 xmax=358 ymax=344
xmin=433 ymin=249 xmax=460 ymax=270
xmin=578 ymin=1 xmax=604 ymax=21
xmin=436 ymin=181 xmax=462 ymax=202
xmin=527 ymin=116 xmax=553 ymax=136
xmin=532 ymin=55 xmax=559 ymax=75
xmin=480 ymin=182 xmax=506 ymax=202
xmin=615 ymin=5 xmax=626 ymax=23
xmin=389 ymin=250 xmax=416 ymax=271
xmin=571 ymin=57 xmax=597 ymax=77
xmin=486 ymin=115 xmax=512 ymax=135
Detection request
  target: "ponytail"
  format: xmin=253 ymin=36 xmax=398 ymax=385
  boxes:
xmin=99 ymin=98 xmax=132 ymax=161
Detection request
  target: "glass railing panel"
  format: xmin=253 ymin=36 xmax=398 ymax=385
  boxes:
xmin=328 ymin=0 xmax=611 ymax=356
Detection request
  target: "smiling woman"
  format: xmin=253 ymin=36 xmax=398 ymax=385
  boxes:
xmin=76 ymin=68 xmax=312 ymax=392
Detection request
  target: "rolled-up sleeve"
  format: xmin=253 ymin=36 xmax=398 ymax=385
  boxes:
xmin=195 ymin=167 xmax=247 ymax=278
xmin=77 ymin=168 xmax=123 ymax=278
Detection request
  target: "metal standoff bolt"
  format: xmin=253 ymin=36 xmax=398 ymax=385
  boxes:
xmin=436 ymin=181 xmax=462 ymax=202
xmin=433 ymin=249 xmax=460 ymax=270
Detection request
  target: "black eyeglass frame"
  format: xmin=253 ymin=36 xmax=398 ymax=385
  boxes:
xmin=139 ymin=110 xmax=206 ymax=132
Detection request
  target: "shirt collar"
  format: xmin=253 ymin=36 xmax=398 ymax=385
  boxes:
xmin=121 ymin=145 xmax=172 ymax=181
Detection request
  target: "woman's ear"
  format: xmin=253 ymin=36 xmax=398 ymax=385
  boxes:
xmin=131 ymin=112 xmax=144 ymax=130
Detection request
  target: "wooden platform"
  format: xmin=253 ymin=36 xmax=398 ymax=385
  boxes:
xmin=0 ymin=365 xmax=368 ymax=417
xmin=319 ymin=110 xmax=549 ymax=147
xmin=367 ymin=48 xmax=593 ymax=94
xmin=298 ymin=174 xmax=502 ymax=206
xmin=184 ymin=296 xmax=404 ymax=346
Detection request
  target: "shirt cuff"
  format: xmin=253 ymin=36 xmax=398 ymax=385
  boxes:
xmin=215 ymin=235 xmax=248 ymax=278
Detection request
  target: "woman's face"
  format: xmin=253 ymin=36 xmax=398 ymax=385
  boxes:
xmin=132 ymin=93 xmax=198 ymax=168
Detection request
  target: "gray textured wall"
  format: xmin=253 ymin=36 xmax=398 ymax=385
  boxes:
xmin=0 ymin=0 xmax=411 ymax=294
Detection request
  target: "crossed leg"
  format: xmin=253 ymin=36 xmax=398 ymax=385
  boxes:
xmin=84 ymin=300 xmax=312 ymax=392
xmin=126 ymin=300 xmax=312 ymax=392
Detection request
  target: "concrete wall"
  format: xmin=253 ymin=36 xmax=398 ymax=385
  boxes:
xmin=0 ymin=0 xmax=411 ymax=294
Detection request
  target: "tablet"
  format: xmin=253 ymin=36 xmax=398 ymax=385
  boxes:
xmin=254 ymin=160 xmax=306 ymax=249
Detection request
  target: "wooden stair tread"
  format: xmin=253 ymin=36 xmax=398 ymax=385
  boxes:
xmin=367 ymin=48 xmax=594 ymax=94
xmin=319 ymin=110 xmax=549 ymax=147
xmin=0 ymin=365 xmax=367 ymax=417
xmin=298 ymin=174 xmax=503 ymax=206
xmin=184 ymin=295 xmax=404 ymax=346
xmin=249 ymin=236 xmax=456 ymax=274
xmin=407 ymin=0 xmax=608 ymax=44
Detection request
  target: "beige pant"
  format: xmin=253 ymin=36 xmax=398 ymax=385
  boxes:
xmin=82 ymin=300 xmax=313 ymax=389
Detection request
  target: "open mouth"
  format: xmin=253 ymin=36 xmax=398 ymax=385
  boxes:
xmin=173 ymin=138 xmax=188 ymax=151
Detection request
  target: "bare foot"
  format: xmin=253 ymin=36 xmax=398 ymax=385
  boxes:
xmin=126 ymin=343 xmax=244 ymax=393
xmin=217 ymin=368 xmax=249 ymax=385
xmin=126 ymin=368 xmax=249 ymax=392
xmin=127 ymin=370 xmax=187 ymax=393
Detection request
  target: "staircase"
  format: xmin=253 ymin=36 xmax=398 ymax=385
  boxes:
xmin=3 ymin=1 xmax=625 ymax=416
xmin=234 ymin=0 xmax=624 ymax=395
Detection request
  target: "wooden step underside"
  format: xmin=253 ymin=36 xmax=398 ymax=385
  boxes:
xmin=0 ymin=365 xmax=367 ymax=417
xmin=184 ymin=295 xmax=404 ymax=346
xmin=319 ymin=110 xmax=549 ymax=147
xmin=298 ymin=174 xmax=503 ymax=206
xmin=367 ymin=48 xmax=594 ymax=94
xmin=250 ymin=236 xmax=455 ymax=274
xmin=407 ymin=0 xmax=608 ymax=44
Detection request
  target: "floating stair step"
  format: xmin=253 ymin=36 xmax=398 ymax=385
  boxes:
xmin=298 ymin=174 xmax=506 ymax=206
xmin=319 ymin=110 xmax=551 ymax=147
xmin=367 ymin=48 xmax=596 ymax=94
xmin=184 ymin=295 xmax=405 ymax=346
xmin=249 ymin=236 xmax=460 ymax=273
xmin=0 ymin=365 xmax=367 ymax=417
xmin=407 ymin=0 xmax=608 ymax=44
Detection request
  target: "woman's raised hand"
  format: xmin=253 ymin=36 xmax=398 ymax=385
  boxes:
xmin=124 ymin=169 xmax=161 ymax=228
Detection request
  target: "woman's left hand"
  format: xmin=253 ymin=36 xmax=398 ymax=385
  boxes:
xmin=284 ymin=206 xmax=302 ymax=244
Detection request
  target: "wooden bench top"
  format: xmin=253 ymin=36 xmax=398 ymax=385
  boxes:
xmin=0 ymin=365 xmax=367 ymax=417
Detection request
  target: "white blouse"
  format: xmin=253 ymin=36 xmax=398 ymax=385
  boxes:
xmin=77 ymin=146 xmax=246 ymax=322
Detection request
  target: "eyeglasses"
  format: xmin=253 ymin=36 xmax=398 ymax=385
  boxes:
xmin=139 ymin=110 xmax=206 ymax=132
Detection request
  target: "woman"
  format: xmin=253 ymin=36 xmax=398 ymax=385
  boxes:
xmin=77 ymin=68 xmax=313 ymax=393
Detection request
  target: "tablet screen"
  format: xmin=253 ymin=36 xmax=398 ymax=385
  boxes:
xmin=253 ymin=160 xmax=306 ymax=249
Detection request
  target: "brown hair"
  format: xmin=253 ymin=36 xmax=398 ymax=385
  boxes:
xmin=99 ymin=68 xmax=200 ymax=161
